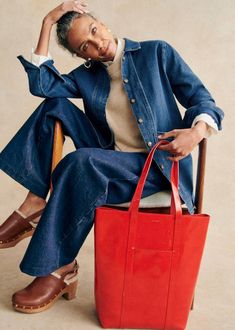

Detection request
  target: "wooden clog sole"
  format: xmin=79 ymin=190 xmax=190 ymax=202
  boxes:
xmin=0 ymin=228 xmax=35 ymax=249
xmin=12 ymin=280 xmax=78 ymax=314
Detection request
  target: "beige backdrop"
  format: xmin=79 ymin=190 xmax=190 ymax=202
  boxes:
xmin=0 ymin=1 xmax=234 ymax=329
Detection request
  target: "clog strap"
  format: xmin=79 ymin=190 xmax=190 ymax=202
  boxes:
xmin=51 ymin=260 xmax=79 ymax=285
xmin=15 ymin=208 xmax=45 ymax=228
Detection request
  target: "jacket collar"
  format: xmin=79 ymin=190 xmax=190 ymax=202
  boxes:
xmin=123 ymin=38 xmax=141 ymax=52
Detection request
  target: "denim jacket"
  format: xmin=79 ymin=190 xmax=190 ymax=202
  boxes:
xmin=17 ymin=38 xmax=224 ymax=213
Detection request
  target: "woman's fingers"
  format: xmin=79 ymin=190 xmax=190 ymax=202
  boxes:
xmin=73 ymin=1 xmax=89 ymax=13
xmin=158 ymin=141 xmax=179 ymax=153
xmin=167 ymin=155 xmax=186 ymax=161
xmin=158 ymin=141 xmax=188 ymax=160
xmin=158 ymin=130 xmax=177 ymax=140
xmin=74 ymin=1 xmax=88 ymax=6
xmin=158 ymin=142 xmax=172 ymax=151
xmin=62 ymin=1 xmax=88 ymax=13
xmin=157 ymin=127 xmax=203 ymax=161
xmin=45 ymin=1 xmax=90 ymax=24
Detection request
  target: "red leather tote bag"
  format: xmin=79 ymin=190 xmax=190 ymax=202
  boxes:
xmin=94 ymin=140 xmax=210 ymax=330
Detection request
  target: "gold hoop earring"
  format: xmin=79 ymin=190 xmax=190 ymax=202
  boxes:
xmin=84 ymin=58 xmax=92 ymax=69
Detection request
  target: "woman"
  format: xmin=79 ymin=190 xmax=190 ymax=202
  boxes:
xmin=0 ymin=1 xmax=223 ymax=314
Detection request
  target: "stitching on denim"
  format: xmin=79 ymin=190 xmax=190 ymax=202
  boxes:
xmin=163 ymin=42 xmax=167 ymax=70
xmin=0 ymin=158 xmax=48 ymax=195
xmin=0 ymin=158 xmax=36 ymax=182
xmin=129 ymin=53 xmax=156 ymax=134
xmin=60 ymin=188 xmax=108 ymax=243
xmin=83 ymin=114 xmax=112 ymax=148
xmin=39 ymin=68 xmax=46 ymax=97
xmin=108 ymin=175 xmax=139 ymax=182
xmin=57 ymin=174 xmax=139 ymax=248
xmin=91 ymin=79 xmax=99 ymax=106
xmin=57 ymin=188 xmax=108 ymax=265
xmin=56 ymin=175 xmax=139 ymax=249
xmin=36 ymin=103 xmax=47 ymax=148
xmin=21 ymin=264 xmax=57 ymax=271
xmin=68 ymin=152 xmax=140 ymax=189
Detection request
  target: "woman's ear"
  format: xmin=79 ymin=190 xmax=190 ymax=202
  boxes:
xmin=75 ymin=52 xmax=83 ymax=59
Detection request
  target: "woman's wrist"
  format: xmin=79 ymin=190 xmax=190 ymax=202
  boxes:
xmin=43 ymin=15 xmax=55 ymax=27
xmin=34 ymin=19 xmax=53 ymax=56
xmin=192 ymin=121 xmax=208 ymax=141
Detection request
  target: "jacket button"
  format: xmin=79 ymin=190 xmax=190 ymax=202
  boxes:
xmin=122 ymin=56 xmax=126 ymax=61
xmin=147 ymin=141 xmax=152 ymax=147
xmin=130 ymin=98 xmax=136 ymax=104
xmin=160 ymin=164 xmax=164 ymax=170
xmin=123 ymin=78 xmax=129 ymax=83
xmin=138 ymin=118 xmax=143 ymax=123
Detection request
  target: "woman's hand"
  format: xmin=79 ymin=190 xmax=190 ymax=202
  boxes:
xmin=34 ymin=1 xmax=89 ymax=56
xmin=158 ymin=121 xmax=208 ymax=161
xmin=44 ymin=1 xmax=89 ymax=25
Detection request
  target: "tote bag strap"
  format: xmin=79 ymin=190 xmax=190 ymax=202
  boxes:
xmin=128 ymin=140 xmax=182 ymax=218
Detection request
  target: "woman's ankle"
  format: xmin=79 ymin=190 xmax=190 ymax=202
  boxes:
xmin=56 ymin=260 xmax=76 ymax=276
xmin=18 ymin=191 xmax=46 ymax=217
xmin=26 ymin=191 xmax=46 ymax=203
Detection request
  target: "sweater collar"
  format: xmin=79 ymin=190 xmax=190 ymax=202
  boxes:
xmin=101 ymin=37 xmax=125 ymax=68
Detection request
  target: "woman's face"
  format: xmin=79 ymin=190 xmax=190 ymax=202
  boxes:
xmin=67 ymin=15 xmax=118 ymax=62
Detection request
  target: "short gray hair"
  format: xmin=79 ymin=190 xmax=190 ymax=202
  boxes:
xmin=56 ymin=11 xmax=97 ymax=55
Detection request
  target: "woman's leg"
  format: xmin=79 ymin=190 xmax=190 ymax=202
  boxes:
xmin=11 ymin=135 xmax=170 ymax=313
xmin=19 ymin=147 xmax=171 ymax=276
xmin=0 ymin=98 xmax=108 ymax=246
xmin=0 ymin=97 xmax=106 ymax=200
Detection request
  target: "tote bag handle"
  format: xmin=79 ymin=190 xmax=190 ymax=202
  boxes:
xmin=128 ymin=140 xmax=182 ymax=217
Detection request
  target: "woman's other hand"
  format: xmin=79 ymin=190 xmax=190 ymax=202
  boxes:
xmin=44 ymin=1 xmax=89 ymax=25
xmin=158 ymin=121 xmax=208 ymax=161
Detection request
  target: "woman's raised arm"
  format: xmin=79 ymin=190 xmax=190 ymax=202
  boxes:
xmin=35 ymin=1 xmax=88 ymax=56
xmin=18 ymin=1 xmax=89 ymax=99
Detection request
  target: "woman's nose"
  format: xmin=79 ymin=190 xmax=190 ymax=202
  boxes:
xmin=88 ymin=39 xmax=101 ymax=50
xmin=89 ymin=38 xmax=104 ymax=51
xmin=97 ymin=43 xmax=104 ymax=50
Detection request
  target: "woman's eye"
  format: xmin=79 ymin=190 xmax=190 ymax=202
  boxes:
xmin=83 ymin=43 xmax=88 ymax=52
xmin=81 ymin=27 xmax=97 ymax=52
xmin=92 ymin=27 xmax=97 ymax=34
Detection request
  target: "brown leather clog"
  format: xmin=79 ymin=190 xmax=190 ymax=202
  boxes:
xmin=0 ymin=208 xmax=45 ymax=249
xmin=12 ymin=260 xmax=79 ymax=313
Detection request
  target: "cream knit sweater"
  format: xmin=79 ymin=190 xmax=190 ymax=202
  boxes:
xmin=101 ymin=38 xmax=148 ymax=153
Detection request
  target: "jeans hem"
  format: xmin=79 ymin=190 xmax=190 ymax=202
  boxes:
xmin=20 ymin=191 xmax=107 ymax=276
xmin=0 ymin=158 xmax=48 ymax=199
xmin=19 ymin=262 xmax=61 ymax=277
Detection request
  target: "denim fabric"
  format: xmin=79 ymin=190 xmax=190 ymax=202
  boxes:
xmin=17 ymin=38 xmax=224 ymax=213
xmin=0 ymin=98 xmax=171 ymax=276
xmin=0 ymin=98 xmax=104 ymax=199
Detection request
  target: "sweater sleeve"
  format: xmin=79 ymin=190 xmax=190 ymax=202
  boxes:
xmin=30 ymin=48 xmax=52 ymax=67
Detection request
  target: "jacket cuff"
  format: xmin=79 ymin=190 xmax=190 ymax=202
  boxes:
xmin=17 ymin=55 xmax=65 ymax=82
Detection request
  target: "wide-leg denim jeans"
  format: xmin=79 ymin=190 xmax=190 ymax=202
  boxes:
xmin=0 ymin=98 xmax=171 ymax=276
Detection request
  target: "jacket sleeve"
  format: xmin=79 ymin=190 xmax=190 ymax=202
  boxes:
xmin=17 ymin=55 xmax=81 ymax=98
xmin=163 ymin=42 xmax=224 ymax=130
